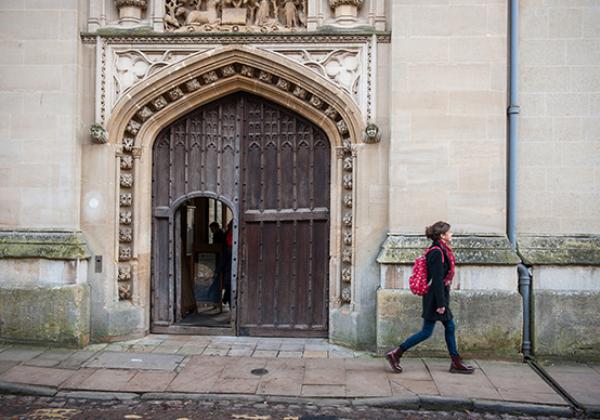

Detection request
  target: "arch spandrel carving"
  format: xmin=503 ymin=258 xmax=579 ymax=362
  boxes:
xmin=107 ymin=45 xmax=363 ymax=306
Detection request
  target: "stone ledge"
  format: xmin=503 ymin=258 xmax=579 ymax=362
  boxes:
xmin=518 ymin=235 xmax=600 ymax=265
xmin=377 ymin=234 xmax=520 ymax=265
xmin=0 ymin=230 xmax=91 ymax=260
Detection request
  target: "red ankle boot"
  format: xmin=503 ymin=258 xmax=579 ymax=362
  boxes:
xmin=385 ymin=347 xmax=404 ymax=373
xmin=449 ymin=355 xmax=474 ymax=374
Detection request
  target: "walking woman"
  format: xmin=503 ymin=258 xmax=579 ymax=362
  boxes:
xmin=385 ymin=221 xmax=474 ymax=374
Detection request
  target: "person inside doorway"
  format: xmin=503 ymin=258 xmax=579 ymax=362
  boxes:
xmin=221 ymin=221 xmax=233 ymax=309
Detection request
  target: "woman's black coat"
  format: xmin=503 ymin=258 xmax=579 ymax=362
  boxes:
xmin=422 ymin=240 xmax=453 ymax=322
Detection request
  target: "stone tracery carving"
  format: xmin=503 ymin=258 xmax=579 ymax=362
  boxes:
xmin=163 ymin=0 xmax=307 ymax=33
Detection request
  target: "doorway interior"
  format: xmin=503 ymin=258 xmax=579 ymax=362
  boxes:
xmin=175 ymin=196 xmax=234 ymax=330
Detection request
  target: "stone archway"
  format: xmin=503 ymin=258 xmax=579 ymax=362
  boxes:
xmin=106 ymin=45 xmax=364 ymax=328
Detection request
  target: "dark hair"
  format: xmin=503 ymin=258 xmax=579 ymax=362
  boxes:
xmin=425 ymin=221 xmax=451 ymax=241
xmin=209 ymin=222 xmax=220 ymax=229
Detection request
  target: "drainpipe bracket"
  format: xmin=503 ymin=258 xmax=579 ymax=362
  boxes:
xmin=507 ymin=105 xmax=521 ymax=115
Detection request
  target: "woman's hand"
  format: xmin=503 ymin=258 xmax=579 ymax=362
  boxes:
xmin=436 ymin=307 xmax=446 ymax=314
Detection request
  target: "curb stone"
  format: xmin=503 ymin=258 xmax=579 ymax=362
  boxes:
xmin=56 ymin=391 xmax=140 ymax=401
xmin=0 ymin=381 xmax=584 ymax=417
xmin=0 ymin=381 xmax=56 ymax=397
xmin=265 ymin=396 xmax=350 ymax=406
xmin=419 ymin=395 xmax=473 ymax=411
xmin=351 ymin=396 xmax=420 ymax=409
xmin=472 ymin=399 xmax=573 ymax=418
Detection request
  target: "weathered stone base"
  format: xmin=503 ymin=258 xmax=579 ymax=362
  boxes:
xmin=534 ymin=290 xmax=600 ymax=359
xmin=0 ymin=285 xmax=90 ymax=348
xmin=376 ymin=289 xmax=522 ymax=357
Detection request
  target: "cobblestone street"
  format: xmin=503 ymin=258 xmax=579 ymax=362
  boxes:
xmin=0 ymin=394 xmax=580 ymax=420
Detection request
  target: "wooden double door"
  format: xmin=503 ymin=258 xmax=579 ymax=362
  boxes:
xmin=152 ymin=93 xmax=330 ymax=337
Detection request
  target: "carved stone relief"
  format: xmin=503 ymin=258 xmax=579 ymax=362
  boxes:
xmin=273 ymin=49 xmax=361 ymax=96
xmin=163 ymin=0 xmax=307 ymax=33
xmin=104 ymin=44 xmax=371 ymax=124
xmin=112 ymin=49 xmax=210 ymax=112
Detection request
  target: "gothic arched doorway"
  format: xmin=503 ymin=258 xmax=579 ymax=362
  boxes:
xmin=151 ymin=93 xmax=330 ymax=337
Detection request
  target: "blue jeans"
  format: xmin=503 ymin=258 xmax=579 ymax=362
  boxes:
xmin=399 ymin=319 xmax=459 ymax=356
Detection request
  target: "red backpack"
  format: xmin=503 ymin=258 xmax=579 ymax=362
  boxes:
xmin=409 ymin=246 xmax=444 ymax=296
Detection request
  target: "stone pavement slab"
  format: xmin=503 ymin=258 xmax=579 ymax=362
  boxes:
xmin=123 ymin=371 xmax=177 ymax=393
xmin=84 ymin=351 xmax=184 ymax=371
xmin=301 ymin=384 xmax=345 ymax=397
xmin=24 ymin=349 xmax=75 ymax=368
xmin=0 ymin=360 xmax=19 ymax=374
xmin=0 ymin=365 xmax=74 ymax=387
xmin=477 ymin=360 xmax=565 ymax=405
xmin=74 ymin=369 xmax=136 ymax=391
xmin=346 ymin=370 xmax=392 ymax=398
xmin=0 ymin=346 xmax=46 ymax=362
xmin=542 ymin=362 xmax=600 ymax=407
xmin=424 ymin=358 xmax=502 ymax=401
xmin=57 ymin=351 xmax=97 ymax=369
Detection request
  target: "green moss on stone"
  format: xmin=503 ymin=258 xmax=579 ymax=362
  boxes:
xmin=0 ymin=285 xmax=90 ymax=348
xmin=0 ymin=230 xmax=91 ymax=260
xmin=376 ymin=289 xmax=522 ymax=357
xmin=377 ymin=234 xmax=520 ymax=265
xmin=518 ymin=235 xmax=600 ymax=265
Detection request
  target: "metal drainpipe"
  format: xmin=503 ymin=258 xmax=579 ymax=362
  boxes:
xmin=508 ymin=1 xmax=532 ymax=359
xmin=518 ymin=263 xmax=532 ymax=358
xmin=507 ymin=0 xmax=520 ymax=252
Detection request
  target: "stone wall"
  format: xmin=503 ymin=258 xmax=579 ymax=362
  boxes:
xmin=519 ymin=0 xmax=600 ymax=234
xmin=388 ymin=0 xmax=507 ymax=234
xmin=0 ymin=1 xmax=85 ymax=229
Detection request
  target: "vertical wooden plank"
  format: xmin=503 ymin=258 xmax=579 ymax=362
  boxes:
xmin=294 ymin=220 xmax=310 ymax=327
xmin=311 ymin=220 xmax=328 ymax=328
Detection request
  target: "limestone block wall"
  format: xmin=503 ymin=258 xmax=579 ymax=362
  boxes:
xmin=0 ymin=1 xmax=85 ymax=229
xmin=389 ymin=0 xmax=507 ymax=234
xmin=519 ymin=0 xmax=600 ymax=235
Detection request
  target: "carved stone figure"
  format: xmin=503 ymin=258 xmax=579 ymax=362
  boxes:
xmin=184 ymin=78 xmax=201 ymax=92
xmin=337 ymin=119 xmax=349 ymax=135
xmin=119 ymin=246 xmax=132 ymax=261
xmin=343 ymin=212 xmax=352 ymax=227
xmin=120 ymin=192 xmax=133 ymax=206
xmin=126 ymin=120 xmax=141 ymax=136
xmin=90 ymin=123 xmax=108 ymax=144
xmin=203 ymin=71 xmax=219 ymax=83
xmin=118 ymin=282 xmax=132 ymax=300
xmin=168 ymin=87 xmax=184 ymax=101
xmin=118 ymin=264 xmax=132 ymax=281
xmin=222 ymin=65 xmax=236 ymax=77
xmin=344 ymin=231 xmax=352 ymax=246
xmin=342 ymin=268 xmax=352 ymax=282
xmin=120 ymin=155 xmax=133 ymax=170
xmin=120 ymin=211 xmax=133 ymax=225
xmin=120 ymin=174 xmax=134 ymax=188
xmin=120 ymin=226 xmax=133 ymax=242
xmin=122 ymin=137 xmax=134 ymax=152
xmin=343 ymin=156 xmax=352 ymax=171
xmin=282 ymin=0 xmax=298 ymax=27
xmin=164 ymin=0 xmax=306 ymax=32
xmin=342 ymin=249 xmax=352 ymax=264
xmin=152 ymin=96 xmax=168 ymax=110
xmin=344 ymin=193 xmax=352 ymax=208
xmin=343 ymin=174 xmax=352 ymax=190
xmin=363 ymin=123 xmax=381 ymax=144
